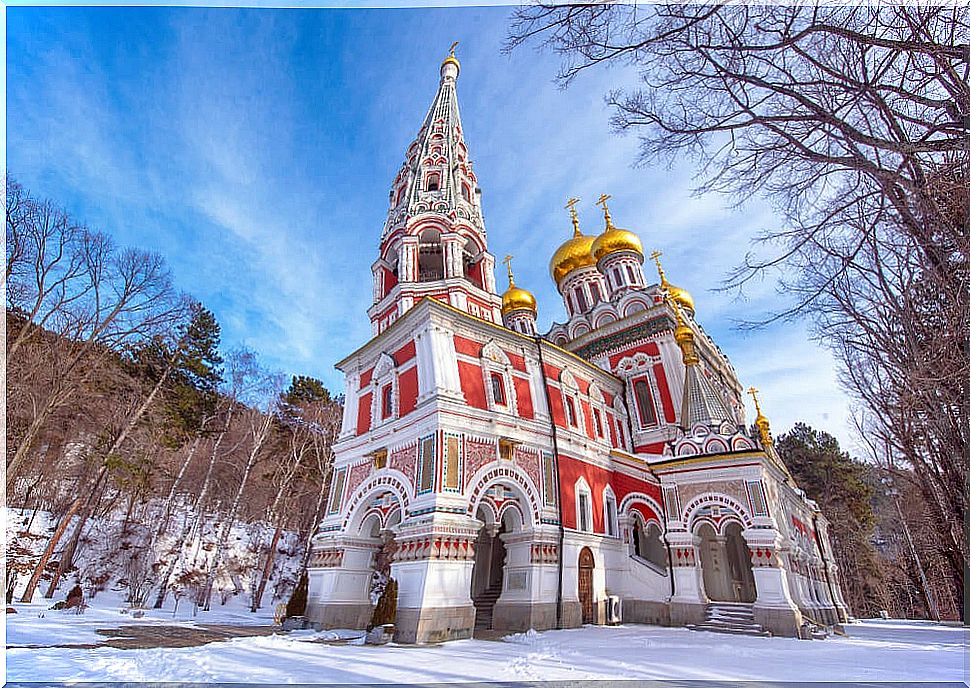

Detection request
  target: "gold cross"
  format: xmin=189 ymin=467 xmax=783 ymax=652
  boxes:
xmin=449 ymin=41 xmax=459 ymax=56
xmin=502 ymin=254 xmax=514 ymax=284
xmin=596 ymin=193 xmax=612 ymax=210
xmin=748 ymin=387 xmax=763 ymax=414
xmin=565 ymin=197 xmax=581 ymax=236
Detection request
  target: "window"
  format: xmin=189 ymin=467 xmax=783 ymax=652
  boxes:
xmin=461 ymin=183 xmax=471 ymax=201
xmin=578 ymin=492 xmax=592 ymax=533
xmin=565 ymin=397 xmax=577 ymax=427
xmin=633 ymin=379 xmax=658 ymax=427
xmin=381 ymin=385 xmax=393 ymax=419
xmin=593 ymin=409 xmax=604 ymax=438
xmin=490 ymin=373 xmax=506 ymax=406
xmin=591 ymin=282 xmax=602 ymax=304
xmin=616 ymin=421 xmax=625 ymax=448
xmin=626 ymin=264 xmax=637 ymax=284
xmin=604 ymin=492 xmax=618 ymax=537
xmin=575 ymin=288 xmax=588 ymax=313
xmin=426 ymin=173 xmax=440 ymax=191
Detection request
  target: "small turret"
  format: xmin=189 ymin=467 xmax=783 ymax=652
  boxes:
xmin=500 ymin=255 xmax=538 ymax=335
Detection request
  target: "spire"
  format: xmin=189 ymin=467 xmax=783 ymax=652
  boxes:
xmin=503 ymin=254 xmax=516 ymax=287
xmin=669 ymin=296 xmax=731 ymax=428
xmin=651 ymin=249 xmax=695 ymax=314
xmin=566 ymin=196 xmax=582 ymax=237
xmin=382 ymin=43 xmax=483 ymax=241
xmin=748 ymin=387 xmax=774 ymax=452
xmin=650 ymin=249 xmax=671 ymax=292
xmin=596 ymin=193 xmax=615 ymax=230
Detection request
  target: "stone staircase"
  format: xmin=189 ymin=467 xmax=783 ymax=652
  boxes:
xmin=688 ymin=602 xmax=771 ymax=637
xmin=473 ymin=582 xmax=502 ymax=631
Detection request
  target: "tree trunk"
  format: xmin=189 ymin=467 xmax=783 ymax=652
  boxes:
xmin=20 ymin=497 xmax=82 ymax=603
xmin=251 ymin=523 xmax=283 ymax=612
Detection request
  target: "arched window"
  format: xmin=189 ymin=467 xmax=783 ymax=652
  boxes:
xmin=604 ymin=489 xmax=618 ymax=537
xmin=576 ymin=479 xmax=593 ymax=533
xmin=426 ymin=172 xmax=440 ymax=191
xmin=575 ymin=287 xmax=588 ymax=313
xmin=417 ymin=229 xmax=443 ymax=282
xmin=490 ymin=372 xmax=506 ymax=406
xmin=461 ymin=183 xmax=471 ymax=202
xmin=633 ymin=378 xmax=658 ymax=428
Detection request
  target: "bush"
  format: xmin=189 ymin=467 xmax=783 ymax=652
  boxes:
xmin=369 ymin=577 xmax=397 ymax=630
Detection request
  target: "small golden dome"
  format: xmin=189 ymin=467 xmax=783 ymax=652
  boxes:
xmin=502 ymin=285 xmax=537 ymax=315
xmin=441 ymin=54 xmax=460 ymax=71
xmin=668 ymin=284 xmax=695 ymax=313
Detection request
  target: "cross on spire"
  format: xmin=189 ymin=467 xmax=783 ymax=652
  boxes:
xmin=565 ymin=197 xmax=581 ymax=236
xmin=503 ymin=254 xmax=515 ymax=286
xmin=650 ymin=249 xmax=669 ymax=286
xmin=596 ymin=193 xmax=614 ymax=228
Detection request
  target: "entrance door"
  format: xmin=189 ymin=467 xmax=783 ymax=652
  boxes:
xmin=578 ymin=547 xmax=595 ymax=624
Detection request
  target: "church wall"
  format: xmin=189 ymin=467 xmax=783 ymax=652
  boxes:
xmin=356 ymin=392 xmax=372 ymax=435
xmin=456 ymin=360 xmax=488 ymax=408
xmin=399 ymin=366 xmax=419 ymax=416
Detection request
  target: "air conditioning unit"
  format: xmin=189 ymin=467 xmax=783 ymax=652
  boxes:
xmin=606 ymin=595 xmax=622 ymax=625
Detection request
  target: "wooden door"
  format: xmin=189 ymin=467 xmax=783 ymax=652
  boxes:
xmin=578 ymin=547 xmax=595 ymax=624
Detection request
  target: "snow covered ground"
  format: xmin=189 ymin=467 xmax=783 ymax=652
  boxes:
xmin=5 ymin=614 xmax=965 ymax=684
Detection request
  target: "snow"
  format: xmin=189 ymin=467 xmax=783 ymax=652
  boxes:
xmin=5 ymin=618 xmax=965 ymax=683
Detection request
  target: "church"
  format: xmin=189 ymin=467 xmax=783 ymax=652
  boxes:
xmin=306 ymin=48 xmax=850 ymax=643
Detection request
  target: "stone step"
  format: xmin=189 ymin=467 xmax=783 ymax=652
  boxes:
xmin=707 ymin=610 xmax=755 ymax=622
xmin=700 ymin=619 xmax=765 ymax=631
xmin=689 ymin=623 xmax=771 ymax=638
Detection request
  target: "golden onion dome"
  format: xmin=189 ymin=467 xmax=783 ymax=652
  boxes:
xmin=550 ymin=199 xmax=596 ymax=284
xmin=650 ymin=249 xmax=696 ymax=314
xmin=441 ymin=42 xmax=461 ymax=75
xmin=500 ymin=256 xmax=537 ymax=316
xmin=549 ymin=232 xmax=596 ymax=283
xmin=590 ymin=194 xmax=644 ymax=262
xmin=668 ymin=284 xmax=695 ymax=314
xmin=591 ymin=225 xmax=644 ymax=262
xmin=501 ymin=284 xmax=537 ymax=315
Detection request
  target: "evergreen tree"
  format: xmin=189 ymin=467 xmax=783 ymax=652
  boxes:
xmin=775 ymin=423 xmax=886 ymax=616
xmin=284 ymin=375 xmax=331 ymax=407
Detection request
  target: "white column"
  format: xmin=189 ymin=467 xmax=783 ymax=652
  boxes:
xmin=340 ymin=373 xmax=359 ymax=439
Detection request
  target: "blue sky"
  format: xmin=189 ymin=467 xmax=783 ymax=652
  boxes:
xmin=7 ymin=6 xmax=858 ymax=452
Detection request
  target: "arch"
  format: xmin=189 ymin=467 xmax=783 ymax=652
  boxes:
xmin=594 ymin=311 xmax=618 ymax=328
xmin=417 ymin=228 xmax=443 ymax=282
xmin=619 ymin=492 xmax=664 ymax=528
xmin=466 ymin=463 xmax=542 ymax=529
xmin=681 ymin=492 xmax=755 ymax=532
xmin=341 ymin=471 xmax=413 ymax=532
xmin=498 ymin=501 xmax=525 ymax=532
xmin=623 ymin=299 xmax=649 ymax=317
xmin=570 ymin=322 xmax=591 ymax=339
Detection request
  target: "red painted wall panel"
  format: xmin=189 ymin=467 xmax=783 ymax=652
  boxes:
xmin=454 ymin=334 xmax=482 ymax=357
xmin=581 ymin=400 xmax=595 ymax=439
xmin=558 ymin=455 xmax=664 ymax=532
xmin=359 ymin=368 xmax=373 ymax=390
xmin=513 ymin=376 xmax=534 ymax=419
xmin=356 ymin=392 xmax=372 ymax=435
xmin=633 ymin=440 xmax=667 ymax=455
xmin=506 ymin=351 xmax=527 ymax=373
xmin=457 ymin=360 xmax=488 ymax=409
xmin=548 ymin=389 xmax=566 ymax=428
xmin=653 ymin=362 xmax=676 ymax=423
xmin=394 ymin=340 xmax=416 ymax=365
xmin=398 ymin=366 xmax=418 ymax=417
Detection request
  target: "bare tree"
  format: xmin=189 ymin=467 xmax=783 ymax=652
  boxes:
xmin=508 ymin=3 xmax=969 ymax=616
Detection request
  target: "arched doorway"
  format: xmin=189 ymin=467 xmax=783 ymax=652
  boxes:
xmin=471 ymin=506 xmax=510 ymax=631
xmin=578 ymin=547 xmax=595 ymax=624
xmin=698 ymin=522 xmax=756 ymax=603
xmin=724 ymin=522 xmax=756 ymax=603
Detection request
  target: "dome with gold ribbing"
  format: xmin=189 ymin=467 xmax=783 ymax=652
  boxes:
xmin=500 ymin=256 xmax=537 ymax=315
xmin=650 ymin=250 xmax=695 ymax=314
xmin=589 ymin=194 xmax=644 ymax=263
xmin=549 ymin=198 xmax=596 ymax=284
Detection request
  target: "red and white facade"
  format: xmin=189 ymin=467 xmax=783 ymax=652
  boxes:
xmin=307 ymin=53 xmax=848 ymax=643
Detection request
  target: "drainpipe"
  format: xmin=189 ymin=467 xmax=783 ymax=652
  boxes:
xmin=534 ymin=335 xmax=566 ymax=630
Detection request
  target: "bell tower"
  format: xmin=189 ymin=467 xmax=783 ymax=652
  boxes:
xmin=368 ymin=45 xmax=501 ymax=334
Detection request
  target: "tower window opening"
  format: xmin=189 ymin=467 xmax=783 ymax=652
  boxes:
xmin=591 ymin=282 xmax=603 ymax=304
xmin=418 ymin=229 xmax=444 ymax=282
xmin=626 ymin=264 xmax=637 ymax=285
xmin=461 ymin=183 xmax=471 ymax=202
xmin=565 ymin=396 xmax=578 ymax=427
xmin=381 ymin=384 xmax=393 ymax=419
xmin=634 ymin=378 xmax=658 ymax=428
xmin=491 ymin=373 xmax=506 ymax=406
xmin=614 ymin=267 xmax=624 ymax=288
xmin=426 ymin=172 xmax=440 ymax=192
xmin=575 ymin=287 xmax=588 ymax=313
